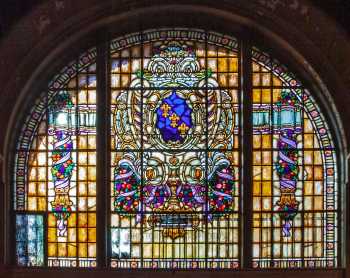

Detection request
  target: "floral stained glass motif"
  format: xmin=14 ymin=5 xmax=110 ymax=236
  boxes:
xmin=110 ymin=29 xmax=240 ymax=269
xmin=14 ymin=49 xmax=98 ymax=267
xmin=251 ymin=47 xmax=337 ymax=268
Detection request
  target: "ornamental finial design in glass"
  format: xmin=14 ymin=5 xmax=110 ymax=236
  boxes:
xmin=48 ymin=92 xmax=75 ymax=237
xmin=275 ymin=90 xmax=302 ymax=237
xmin=113 ymin=41 xmax=236 ymax=238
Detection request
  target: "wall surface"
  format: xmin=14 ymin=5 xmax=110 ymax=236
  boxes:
xmin=0 ymin=1 xmax=349 ymax=277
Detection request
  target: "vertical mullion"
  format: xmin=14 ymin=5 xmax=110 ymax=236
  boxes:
xmin=241 ymin=38 xmax=253 ymax=269
xmin=204 ymin=31 xmax=209 ymax=269
xmin=140 ymin=30 xmax=144 ymax=268
xmin=96 ymin=35 xmax=110 ymax=268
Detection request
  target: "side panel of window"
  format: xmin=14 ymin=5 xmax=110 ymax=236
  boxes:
xmin=15 ymin=49 xmax=98 ymax=267
xmin=251 ymin=48 xmax=338 ymax=268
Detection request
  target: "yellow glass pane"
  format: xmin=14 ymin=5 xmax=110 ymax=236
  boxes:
xmin=78 ymin=228 xmax=87 ymax=242
xmin=68 ymin=213 xmax=77 ymax=227
xmin=252 ymin=61 xmax=260 ymax=72
xmin=304 ymin=182 xmax=313 ymax=195
xmin=253 ymin=182 xmax=261 ymax=196
xmin=218 ymin=58 xmax=228 ymax=72
xmin=261 ymin=89 xmax=270 ymax=103
xmin=88 ymin=228 xmax=96 ymax=242
xmin=262 ymin=182 xmax=271 ymax=196
xmin=219 ymin=74 xmax=227 ymax=87
xmin=48 ymin=243 xmax=57 ymax=257
xmin=273 ymin=76 xmax=282 ymax=86
xmin=48 ymin=228 xmax=57 ymax=242
xmin=314 ymin=150 xmax=322 ymax=164
xmin=88 ymin=166 xmax=96 ymax=180
xmin=29 ymin=168 xmax=37 ymax=180
xmin=314 ymin=196 xmax=323 ymax=210
xmin=88 ymin=135 xmax=96 ymax=149
xmin=58 ymin=243 xmax=67 ymax=257
xmin=88 ymin=213 xmax=96 ymax=227
xmin=78 ymin=213 xmax=88 ymax=227
xmin=261 ymin=135 xmax=271 ymax=148
xmin=253 ymin=89 xmax=261 ymax=103
xmin=272 ymin=88 xmax=281 ymax=102
xmin=37 ymin=197 xmax=46 ymax=210
xmin=253 ymin=135 xmax=261 ymax=148
xmin=304 ymin=134 xmax=314 ymax=148
xmin=48 ymin=213 xmax=56 ymax=227
xmin=79 ymin=243 xmax=87 ymax=257
xmin=229 ymin=58 xmax=238 ymax=72
xmin=121 ymin=74 xmax=130 ymax=87
xmin=304 ymin=120 xmax=313 ymax=133
xmin=68 ymin=244 xmax=77 ymax=257
xmin=314 ymin=166 xmax=323 ymax=180
xmin=253 ymin=166 xmax=261 ymax=180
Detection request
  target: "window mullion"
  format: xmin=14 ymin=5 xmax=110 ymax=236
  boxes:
xmin=96 ymin=35 xmax=110 ymax=268
xmin=241 ymin=37 xmax=253 ymax=269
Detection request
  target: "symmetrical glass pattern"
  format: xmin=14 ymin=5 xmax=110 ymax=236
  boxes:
xmin=110 ymin=30 xmax=240 ymax=268
xmin=13 ymin=28 xmax=339 ymax=269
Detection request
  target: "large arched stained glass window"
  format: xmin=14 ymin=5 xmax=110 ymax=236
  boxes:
xmin=13 ymin=28 xmax=338 ymax=269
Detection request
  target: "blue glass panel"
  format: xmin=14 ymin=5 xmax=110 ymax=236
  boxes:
xmin=16 ymin=214 xmax=44 ymax=266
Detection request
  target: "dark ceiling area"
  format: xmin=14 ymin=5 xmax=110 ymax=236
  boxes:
xmin=0 ymin=0 xmax=350 ymax=39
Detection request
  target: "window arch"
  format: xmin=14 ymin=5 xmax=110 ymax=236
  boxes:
xmin=13 ymin=28 xmax=339 ymax=269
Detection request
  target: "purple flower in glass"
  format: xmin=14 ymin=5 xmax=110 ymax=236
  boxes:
xmin=156 ymin=91 xmax=192 ymax=143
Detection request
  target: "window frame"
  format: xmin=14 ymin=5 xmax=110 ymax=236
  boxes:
xmin=9 ymin=29 xmax=342 ymax=270
xmin=1 ymin=1 xmax=349 ymax=277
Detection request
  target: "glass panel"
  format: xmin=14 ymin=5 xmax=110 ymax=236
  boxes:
xmin=16 ymin=214 xmax=44 ymax=266
xmin=15 ymin=48 xmax=97 ymax=268
xmin=251 ymin=48 xmax=338 ymax=268
xmin=110 ymin=29 xmax=240 ymax=269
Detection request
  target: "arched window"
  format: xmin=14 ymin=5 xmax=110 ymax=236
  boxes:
xmin=13 ymin=28 xmax=339 ymax=269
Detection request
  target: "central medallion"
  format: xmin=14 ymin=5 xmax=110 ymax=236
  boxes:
xmin=156 ymin=90 xmax=192 ymax=143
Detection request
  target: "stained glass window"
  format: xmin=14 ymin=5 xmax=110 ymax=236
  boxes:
xmin=13 ymin=28 xmax=339 ymax=269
